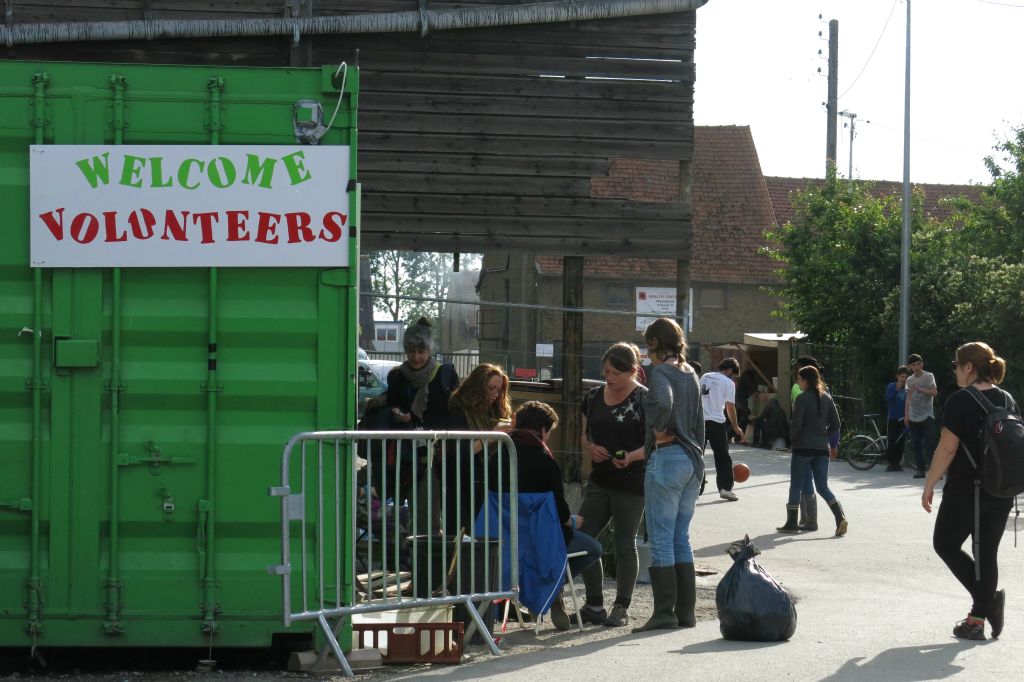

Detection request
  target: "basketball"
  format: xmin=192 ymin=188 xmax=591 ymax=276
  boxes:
xmin=733 ymin=462 xmax=751 ymax=483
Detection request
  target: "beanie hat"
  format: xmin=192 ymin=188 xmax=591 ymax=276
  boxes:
xmin=403 ymin=317 xmax=434 ymax=352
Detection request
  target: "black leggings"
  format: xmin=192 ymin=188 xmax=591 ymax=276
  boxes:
xmin=932 ymin=486 xmax=1012 ymax=619
xmin=704 ymin=420 xmax=734 ymax=491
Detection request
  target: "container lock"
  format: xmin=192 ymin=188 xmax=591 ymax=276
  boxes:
xmin=293 ymin=99 xmax=327 ymax=145
xmin=158 ymin=487 xmax=175 ymax=521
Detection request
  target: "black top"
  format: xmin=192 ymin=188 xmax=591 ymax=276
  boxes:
xmin=581 ymin=385 xmax=647 ymax=496
xmin=385 ymin=363 xmax=458 ymax=430
xmin=943 ymin=385 xmax=1020 ymax=494
xmin=491 ymin=435 xmax=571 ymax=546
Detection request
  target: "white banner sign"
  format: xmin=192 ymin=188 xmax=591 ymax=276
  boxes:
xmin=635 ymin=286 xmax=677 ymax=331
xmin=30 ymin=145 xmax=350 ymax=268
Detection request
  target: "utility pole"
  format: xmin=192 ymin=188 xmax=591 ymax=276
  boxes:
xmin=825 ymin=19 xmax=839 ymax=175
xmin=838 ymin=110 xmax=857 ymax=182
xmin=899 ymin=1 xmax=912 ymax=362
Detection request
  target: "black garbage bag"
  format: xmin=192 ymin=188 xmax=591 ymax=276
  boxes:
xmin=716 ymin=536 xmax=797 ymax=641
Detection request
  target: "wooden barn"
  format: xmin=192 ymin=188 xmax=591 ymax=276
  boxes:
xmin=2 ymin=0 xmax=706 ymax=474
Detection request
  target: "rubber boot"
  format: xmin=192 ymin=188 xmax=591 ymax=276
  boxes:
xmin=829 ymin=499 xmax=848 ymax=537
xmin=674 ymin=562 xmax=697 ymax=628
xmin=631 ymin=566 xmax=678 ymax=632
xmin=799 ymin=493 xmax=818 ymax=532
xmin=776 ymin=505 xmax=801 ymax=533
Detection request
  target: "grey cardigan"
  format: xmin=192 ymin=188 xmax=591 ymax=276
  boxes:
xmin=790 ymin=389 xmax=841 ymax=452
xmin=644 ymin=363 xmax=706 ymax=471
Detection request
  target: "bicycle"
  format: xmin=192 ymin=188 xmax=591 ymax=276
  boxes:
xmin=840 ymin=413 xmax=889 ymax=471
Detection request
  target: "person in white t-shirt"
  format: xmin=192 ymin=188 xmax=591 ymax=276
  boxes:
xmin=700 ymin=358 xmax=745 ymax=501
xmin=904 ymin=353 xmax=938 ymax=478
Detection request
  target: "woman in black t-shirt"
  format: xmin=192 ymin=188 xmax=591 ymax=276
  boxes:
xmin=576 ymin=342 xmax=647 ymax=627
xmin=922 ymin=341 xmax=1018 ymax=641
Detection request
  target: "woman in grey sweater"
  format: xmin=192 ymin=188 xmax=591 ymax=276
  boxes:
xmin=777 ymin=365 xmax=848 ymax=536
xmin=626 ymin=318 xmax=705 ymax=632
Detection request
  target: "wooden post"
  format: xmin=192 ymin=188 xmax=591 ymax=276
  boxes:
xmin=676 ymin=159 xmax=693 ymax=334
xmin=561 ymin=256 xmax=584 ymax=483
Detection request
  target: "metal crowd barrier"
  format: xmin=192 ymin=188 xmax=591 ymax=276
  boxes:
xmin=269 ymin=430 xmax=519 ymax=676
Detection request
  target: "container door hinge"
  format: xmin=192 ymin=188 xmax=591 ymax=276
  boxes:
xmin=267 ymin=564 xmax=291 ymax=576
xmin=0 ymin=498 xmax=32 ymax=511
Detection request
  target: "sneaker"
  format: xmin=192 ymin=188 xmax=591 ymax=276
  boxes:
xmin=953 ymin=616 xmax=986 ymax=641
xmin=913 ymin=470 xmax=926 ymax=479
xmin=549 ymin=595 xmax=571 ymax=631
xmin=603 ymin=603 xmax=629 ymax=627
xmin=577 ymin=603 xmax=607 ymax=625
xmin=991 ymin=589 xmax=1005 ymax=638
xmin=719 ymin=489 xmax=739 ymax=502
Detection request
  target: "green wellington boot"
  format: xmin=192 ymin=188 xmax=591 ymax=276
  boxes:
xmin=799 ymin=493 xmax=818 ymax=531
xmin=776 ymin=504 xmax=801 ymax=533
xmin=632 ymin=566 xmax=678 ymax=632
xmin=674 ymin=562 xmax=697 ymax=628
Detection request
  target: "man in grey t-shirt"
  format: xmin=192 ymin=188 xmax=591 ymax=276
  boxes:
xmin=903 ymin=353 xmax=937 ymax=478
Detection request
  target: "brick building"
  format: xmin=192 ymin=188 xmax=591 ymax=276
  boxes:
xmin=477 ymin=125 xmax=788 ymax=378
xmin=477 ymin=126 xmax=987 ymax=382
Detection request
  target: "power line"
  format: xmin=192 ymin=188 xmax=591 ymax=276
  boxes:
xmin=838 ymin=0 xmax=899 ymax=100
xmin=976 ymin=0 xmax=1024 ymax=7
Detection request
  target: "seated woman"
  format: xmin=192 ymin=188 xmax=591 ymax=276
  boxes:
xmin=506 ymin=401 xmax=602 ymax=631
xmin=442 ymin=364 xmax=513 ymax=534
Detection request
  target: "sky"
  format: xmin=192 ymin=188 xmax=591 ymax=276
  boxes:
xmin=693 ymin=0 xmax=1024 ymax=186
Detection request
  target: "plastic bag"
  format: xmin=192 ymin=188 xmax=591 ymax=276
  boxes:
xmin=716 ymin=536 xmax=797 ymax=641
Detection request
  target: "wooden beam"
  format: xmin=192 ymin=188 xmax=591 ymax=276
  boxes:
xmin=560 ymin=256 xmax=584 ymax=484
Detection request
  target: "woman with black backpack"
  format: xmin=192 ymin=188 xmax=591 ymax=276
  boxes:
xmin=923 ymin=341 xmax=1019 ymax=641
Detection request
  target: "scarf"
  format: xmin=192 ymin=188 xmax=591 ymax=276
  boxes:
xmin=399 ymin=357 xmax=438 ymax=422
xmin=510 ymin=427 xmax=554 ymax=460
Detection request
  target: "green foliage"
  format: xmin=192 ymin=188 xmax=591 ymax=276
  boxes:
xmin=366 ymin=252 xmax=483 ymax=350
xmin=767 ymin=130 xmax=1024 ymax=401
xmin=367 ymin=251 xmax=453 ymax=324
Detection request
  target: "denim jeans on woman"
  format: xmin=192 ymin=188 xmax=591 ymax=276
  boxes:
xmin=788 ymin=453 xmax=837 ymax=506
xmin=644 ymin=444 xmax=701 ymax=567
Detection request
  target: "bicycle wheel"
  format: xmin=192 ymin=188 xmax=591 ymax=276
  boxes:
xmin=841 ymin=435 xmax=876 ymax=470
xmin=850 ymin=438 xmax=884 ymax=471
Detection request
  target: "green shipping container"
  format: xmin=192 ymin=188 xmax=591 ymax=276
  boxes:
xmin=0 ymin=60 xmax=359 ymax=648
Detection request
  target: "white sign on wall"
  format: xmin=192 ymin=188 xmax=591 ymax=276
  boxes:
xmin=30 ymin=145 xmax=350 ymax=268
xmin=535 ymin=343 xmax=554 ymax=358
xmin=635 ymin=287 xmax=677 ymax=331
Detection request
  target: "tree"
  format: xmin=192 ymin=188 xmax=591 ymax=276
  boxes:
xmin=767 ymin=130 xmax=1024 ymax=401
xmin=366 ymin=251 xmax=482 ymax=349
xmin=763 ymin=169 xmax=923 ymax=383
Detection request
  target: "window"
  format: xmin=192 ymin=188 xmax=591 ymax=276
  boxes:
xmin=375 ymin=327 xmax=398 ymax=342
xmin=700 ymin=288 xmax=724 ymax=309
xmin=606 ymin=284 xmax=632 ymax=308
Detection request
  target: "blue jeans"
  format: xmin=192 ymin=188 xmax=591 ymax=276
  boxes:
xmin=909 ymin=417 xmax=936 ymax=471
xmin=644 ymin=445 xmax=701 ymax=567
xmin=567 ymin=528 xmax=603 ymax=577
xmin=788 ymin=454 xmax=836 ymax=506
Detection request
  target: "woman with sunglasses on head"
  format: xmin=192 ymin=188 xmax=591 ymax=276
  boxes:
xmin=443 ymin=363 xmax=513 ymax=534
xmin=923 ymin=342 xmax=1018 ymax=641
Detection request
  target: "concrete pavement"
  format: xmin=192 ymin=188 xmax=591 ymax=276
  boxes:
xmin=390 ymin=445 xmax=1024 ymax=681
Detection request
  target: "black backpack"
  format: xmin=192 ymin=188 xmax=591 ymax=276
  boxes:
xmin=959 ymin=386 xmax=1024 ymax=499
